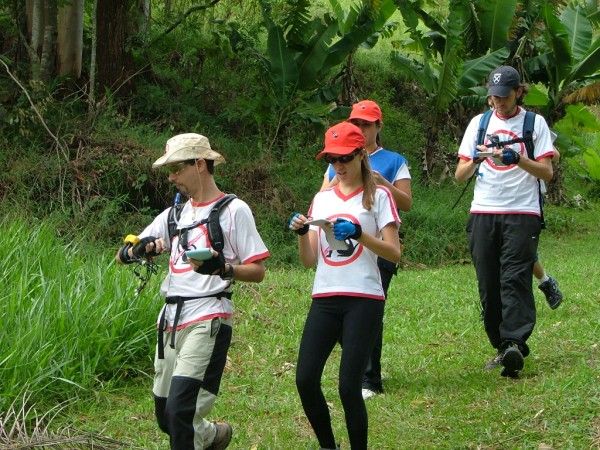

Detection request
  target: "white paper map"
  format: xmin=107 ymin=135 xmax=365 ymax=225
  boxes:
xmin=304 ymin=218 xmax=349 ymax=251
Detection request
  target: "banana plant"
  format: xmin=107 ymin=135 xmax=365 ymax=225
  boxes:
xmin=515 ymin=1 xmax=600 ymax=203
xmin=257 ymin=0 xmax=397 ymax=153
xmin=392 ymin=0 xmax=514 ymax=181
xmin=520 ymin=1 xmax=600 ymax=115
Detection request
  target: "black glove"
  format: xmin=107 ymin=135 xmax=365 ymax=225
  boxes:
xmin=288 ymin=212 xmax=309 ymax=235
xmin=501 ymin=148 xmax=520 ymax=165
xmin=194 ymin=251 xmax=226 ymax=276
xmin=132 ymin=236 xmax=160 ymax=258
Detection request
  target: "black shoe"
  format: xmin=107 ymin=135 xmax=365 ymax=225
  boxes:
xmin=500 ymin=367 xmax=520 ymax=378
xmin=501 ymin=343 xmax=524 ymax=376
xmin=538 ymin=276 xmax=563 ymax=309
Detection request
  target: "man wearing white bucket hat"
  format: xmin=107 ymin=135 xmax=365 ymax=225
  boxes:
xmin=116 ymin=133 xmax=270 ymax=449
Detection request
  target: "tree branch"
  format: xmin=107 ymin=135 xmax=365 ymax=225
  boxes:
xmin=146 ymin=0 xmax=221 ymax=48
xmin=0 ymin=57 xmax=68 ymax=162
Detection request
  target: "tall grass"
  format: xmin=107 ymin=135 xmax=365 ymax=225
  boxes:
xmin=0 ymin=218 xmax=157 ymax=410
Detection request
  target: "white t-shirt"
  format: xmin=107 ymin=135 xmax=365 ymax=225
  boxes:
xmin=458 ymin=107 xmax=555 ymax=215
xmin=139 ymin=195 xmax=269 ymax=331
xmin=307 ymin=186 xmax=400 ymax=300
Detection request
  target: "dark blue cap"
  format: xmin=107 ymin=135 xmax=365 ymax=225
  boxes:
xmin=487 ymin=66 xmax=521 ymax=97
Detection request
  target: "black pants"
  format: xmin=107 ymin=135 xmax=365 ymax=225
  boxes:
xmin=362 ymin=257 xmax=396 ymax=392
xmin=296 ymin=296 xmax=384 ymax=450
xmin=467 ymin=214 xmax=541 ymax=355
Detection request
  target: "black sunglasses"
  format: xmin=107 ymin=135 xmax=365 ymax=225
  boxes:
xmin=325 ymin=151 xmax=360 ymax=165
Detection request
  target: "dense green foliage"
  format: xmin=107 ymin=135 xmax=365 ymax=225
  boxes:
xmin=1 ymin=0 xmax=599 ymax=266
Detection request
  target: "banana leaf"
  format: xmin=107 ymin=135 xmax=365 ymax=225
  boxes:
xmin=561 ymin=3 xmax=593 ymax=62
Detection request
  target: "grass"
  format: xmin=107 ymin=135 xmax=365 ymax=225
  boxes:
xmin=0 ymin=218 xmax=157 ymax=412
xmin=50 ymin=213 xmax=599 ymax=449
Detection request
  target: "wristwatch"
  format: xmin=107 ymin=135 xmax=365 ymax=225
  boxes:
xmin=220 ymin=263 xmax=235 ymax=280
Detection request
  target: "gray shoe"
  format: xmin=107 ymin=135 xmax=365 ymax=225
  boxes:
xmin=538 ymin=276 xmax=563 ymax=309
xmin=484 ymin=353 xmax=503 ymax=370
xmin=207 ymin=422 xmax=232 ymax=450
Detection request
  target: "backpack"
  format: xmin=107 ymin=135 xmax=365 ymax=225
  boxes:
xmin=167 ymin=194 xmax=237 ymax=252
xmin=477 ymin=109 xmax=545 ymax=228
xmin=476 ymin=109 xmax=536 ymax=159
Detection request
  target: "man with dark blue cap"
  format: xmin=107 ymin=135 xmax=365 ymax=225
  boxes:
xmin=454 ymin=65 xmax=556 ymax=378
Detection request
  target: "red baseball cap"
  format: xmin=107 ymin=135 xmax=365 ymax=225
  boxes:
xmin=348 ymin=100 xmax=382 ymax=122
xmin=316 ymin=122 xmax=366 ymax=159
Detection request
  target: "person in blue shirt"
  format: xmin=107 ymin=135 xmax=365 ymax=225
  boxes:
xmin=320 ymin=100 xmax=413 ymax=399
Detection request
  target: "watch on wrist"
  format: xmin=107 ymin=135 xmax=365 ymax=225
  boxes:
xmin=220 ymin=263 xmax=234 ymax=280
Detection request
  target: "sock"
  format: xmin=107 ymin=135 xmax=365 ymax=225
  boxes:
xmin=539 ymin=274 xmax=550 ymax=283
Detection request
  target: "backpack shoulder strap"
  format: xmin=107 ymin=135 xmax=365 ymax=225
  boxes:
xmin=477 ymin=110 xmax=493 ymax=146
xmin=522 ymin=111 xmax=536 ymax=160
xmin=167 ymin=202 xmax=185 ymax=241
xmin=207 ymin=194 xmax=237 ymax=252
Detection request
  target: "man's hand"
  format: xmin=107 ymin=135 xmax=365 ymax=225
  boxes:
xmin=500 ymin=148 xmax=521 ymax=165
xmin=472 ymin=145 xmax=489 ymax=164
xmin=192 ymin=250 xmax=226 ymax=276
xmin=132 ymin=236 xmax=165 ymax=259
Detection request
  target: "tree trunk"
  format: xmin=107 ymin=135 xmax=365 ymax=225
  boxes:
xmin=89 ymin=0 xmax=98 ymax=113
xmin=28 ymin=0 xmax=44 ymax=80
xmin=11 ymin=0 xmax=29 ymax=68
xmin=96 ymin=0 xmax=134 ymax=95
xmin=57 ymin=0 xmax=84 ymax=77
xmin=40 ymin=0 xmax=57 ymax=82
xmin=30 ymin=0 xmax=43 ymax=54
xmin=139 ymin=0 xmax=151 ymax=34
xmin=546 ymin=161 xmax=567 ymax=205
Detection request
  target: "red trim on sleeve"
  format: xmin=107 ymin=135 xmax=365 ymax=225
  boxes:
xmin=536 ymin=151 xmax=555 ymax=161
xmin=377 ymin=186 xmax=401 ymax=224
xmin=242 ymin=251 xmax=270 ymax=264
xmin=458 ymin=155 xmax=471 ymax=162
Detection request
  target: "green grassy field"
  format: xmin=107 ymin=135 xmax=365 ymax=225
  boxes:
xmin=47 ymin=220 xmax=600 ymax=449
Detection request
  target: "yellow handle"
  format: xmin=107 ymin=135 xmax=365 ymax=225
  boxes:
xmin=124 ymin=234 xmax=140 ymax=245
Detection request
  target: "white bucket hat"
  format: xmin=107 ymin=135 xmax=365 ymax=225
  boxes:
xmin=152 ymin=133 xmax=226 ymax=168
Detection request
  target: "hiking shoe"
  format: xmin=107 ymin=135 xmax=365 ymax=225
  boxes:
xmin=484 ymin=353 xmax=503 ymax=370
xmin=207 ymin=422 xmax=232 ymax=450
xmin=500 ymin=343 xmax=524 ymax=378
xmin=538 ymin=276 xmax=563 ymax=309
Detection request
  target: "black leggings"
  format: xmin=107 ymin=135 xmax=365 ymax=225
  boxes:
xmin=296 ymin=296 xmax=384 ymax=450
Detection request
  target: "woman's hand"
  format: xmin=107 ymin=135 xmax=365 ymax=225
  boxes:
xmin=288 ymin=212 xmax=310 ymax=235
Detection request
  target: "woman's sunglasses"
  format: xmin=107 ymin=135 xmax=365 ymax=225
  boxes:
xmin=325 ymin=151 xmax=360 ymax=165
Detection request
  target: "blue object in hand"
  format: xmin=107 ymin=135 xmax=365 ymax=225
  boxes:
xmin=501 ymin=148 xmax=520 ymax=165
xmin=333 ymin=219 xmax=362 ymax=240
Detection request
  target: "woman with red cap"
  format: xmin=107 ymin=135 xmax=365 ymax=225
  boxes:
xmin=321 ymin=100 xmax=413 ymax=399
xmin=288 ymin=121 xmax=402 ymax=449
